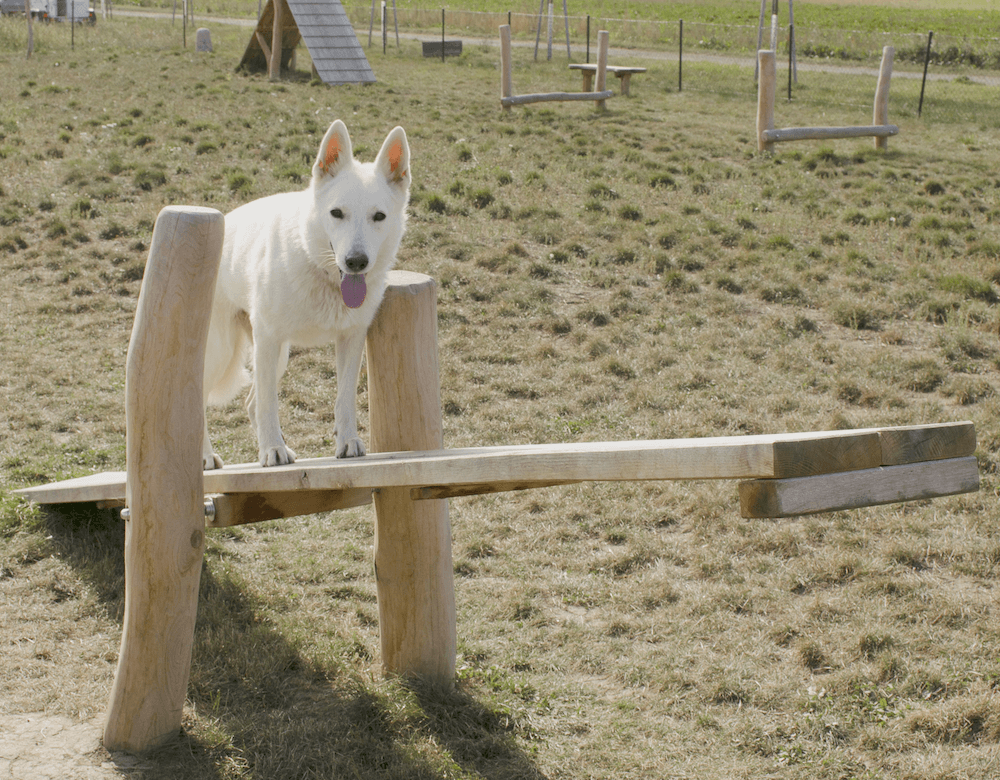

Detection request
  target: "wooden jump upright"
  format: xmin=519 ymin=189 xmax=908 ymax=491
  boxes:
xmin=500 ymin=24 xmax=612 ymax=111
xmin=757 ymin=46 xmax=898 ymax=152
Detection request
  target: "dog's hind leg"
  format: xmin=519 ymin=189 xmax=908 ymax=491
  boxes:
xmin=251 ymin=335 xmax=296 ymax=467
xmin=334 ymin=327 xmax=368 ymax=458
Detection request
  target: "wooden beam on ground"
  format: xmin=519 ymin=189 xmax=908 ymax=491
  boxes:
xmin=738 ymin=456 xmax=979 ymax=519
xmin=501 ymin=90 xmax=614 ymax=107
xmin=762 ymin=125 xmax=898 ymax=144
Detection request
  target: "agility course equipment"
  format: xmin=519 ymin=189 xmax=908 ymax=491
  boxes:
xmin=15 ymin=207 xmax=978 ymax=753
xmin=239 ymin=0 xmax=375 ymax=85
xmin=757 ymin=46 xmax=897 ymax=152
xmin=500 ymin=24 xmax=613 ymax=111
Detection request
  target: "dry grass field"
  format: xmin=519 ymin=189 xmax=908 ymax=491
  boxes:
xmin=2 ymin=10 xmax=1000 ymax=780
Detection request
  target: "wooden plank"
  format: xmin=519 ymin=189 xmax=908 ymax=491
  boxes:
xmin=878 ymin=421 xmax=975 ymax=466
xmin=738 ymin=456 xmax=979 ymax=519
xmin=501 ymin=90 xmax=614 ymax=106
xmin=762 ymin=125 xmax=899 ymax=143
xmin=569 ymin=64 xmax=647 ymax=74
xmin=15 ymin=424 xmax=976 ymax=521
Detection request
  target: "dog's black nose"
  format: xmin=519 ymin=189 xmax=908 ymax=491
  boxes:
xmin=345 ymin=253 xmax=368 ymax=273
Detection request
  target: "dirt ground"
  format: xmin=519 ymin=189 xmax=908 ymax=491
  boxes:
xmin=0 ymin=713 xmax=154 ymax=780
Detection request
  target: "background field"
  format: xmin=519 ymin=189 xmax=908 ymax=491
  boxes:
xmin=2 ymin=7 xmax=1000 ymax=780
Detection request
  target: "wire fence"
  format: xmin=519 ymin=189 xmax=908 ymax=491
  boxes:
xmin=347 ymin=5 xmax=1000 ymax=126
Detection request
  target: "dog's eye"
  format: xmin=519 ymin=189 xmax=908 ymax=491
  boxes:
xmin=373 ymin=211 xmax=386 ymax=222
xmin=330 ymin=208 xmax=344 ymax=219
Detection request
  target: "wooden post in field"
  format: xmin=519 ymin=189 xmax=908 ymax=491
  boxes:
xmin=757 ymin=50 xmax=776 ymax=152
xmin=873 ymin=45 xmax=894 ymax=150
xmin=595 ymin=30 xmax=609 ymax=110
xmin=500 ymin=24 xmax=513 ymax=113
xmin=269 ymin=0 xmax=283 ymax=80
xmin=365 ymin=271 xmax=456 ymax=687
xmin=104 ymin=206 xmax=224 ymax=752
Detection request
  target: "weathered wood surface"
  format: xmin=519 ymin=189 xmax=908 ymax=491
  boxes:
xmin=365 ymin=271 xmax=456 ymax=686
xmin=17 ymin=422 xmax=975 ymax=514
xmin=762 ymin=125 xmax=898 ymax=143
xmin=102 ymin=206 xmax=224 ymax=753
xmin=569 ymin=63 xmax=646 ymax=95
xmin=739 ymin=456 xmax=979 ymax=519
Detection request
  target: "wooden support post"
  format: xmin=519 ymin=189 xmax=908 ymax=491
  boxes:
xmin=873 ymin=45 xmax=894 ymax=150
xmin=757 ymin=50 xmax=776 ymax=152
xmin=269 ymin=0 xmax=283 ymax=81
xmin=500 ymin=24 xmax=513 ymax=113
xmin=365 ymin=271 xmax=456 ymax=687
xmin=595 ymin=30 xmax=609 ymax=110
xmin=103 ymin=206 xmax=224 ymax=752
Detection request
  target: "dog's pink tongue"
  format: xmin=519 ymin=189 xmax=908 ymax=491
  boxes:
xmin=341 ymin=274 xmax=367 ymax=309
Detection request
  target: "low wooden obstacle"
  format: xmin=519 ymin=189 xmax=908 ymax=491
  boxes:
xmin=568 ymin=63 xmax=647 ymax=96
xmin=15 ymin=206 xmax=979 ymax=753
xmin=757 ymin=46 xmax=898 ymax=153
xmin=500 ymin=24 xmax=613 ymax=111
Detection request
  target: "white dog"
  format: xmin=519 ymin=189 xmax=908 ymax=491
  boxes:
xmin=201 ymin=120 xmax=410 ymax=469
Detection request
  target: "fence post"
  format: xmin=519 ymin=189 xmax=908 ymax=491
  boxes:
xmin=586 ymin=15 xmax=590 ymax=63
xmin=678 ymin=19 xmax=683 ymax=91
xmin=918 ymin=31 xmax=933 ymax=118
xmin=366 ymin=271 xmax=456 ymax=688
xmin=441 ymin=8 xmax=445 ymax=62
xmin=103 ymin=206 xmax=225 ymax=752
xmin=873 ymin=45 xmax=894 ymax=150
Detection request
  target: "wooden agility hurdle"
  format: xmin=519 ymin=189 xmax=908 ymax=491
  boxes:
xmin=500 ymin=24 xmax=613 ymax=111
xmin=757 ymin=46 xmax=898 ymax=153
xmin=15 ymin=207 xmax=979 ymax=753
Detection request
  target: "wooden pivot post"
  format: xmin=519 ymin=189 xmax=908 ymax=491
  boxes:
xmin=873 ymin=45 xmax=894 ymax=150
xmin=595 ymin=30 xmax=609 ymax=110
xmin=103 ymin=206 xmax=225 ymax=752
xmin=365 ymin=271 xmax=456 ymax=686
xmin=757 ymin=49 xmax=776 ymax=152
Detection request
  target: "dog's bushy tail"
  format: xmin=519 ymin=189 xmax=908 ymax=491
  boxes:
xmin=206 ymin=312 xmax=252 ymax=407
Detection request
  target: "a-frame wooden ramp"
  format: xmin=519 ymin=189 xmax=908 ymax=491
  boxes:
xmin=239 ymin=0 xmax=375 ymax=85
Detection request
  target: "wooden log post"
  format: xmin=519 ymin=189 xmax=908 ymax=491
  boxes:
xmin=104 ymin=206 xmax=225 ymax=752
xmin=757 ymin=49 xmax=776 ymax=152
xmin=500 ymin=24 xmax=513 ymax=113
xmin=365 ymin=271 xmax=456 ymax=687
xmin=873 ymin=45 xmax=894 ymax=150
xmin=269 ymin=0 xmax=283 ymax=81
xmin=595 ymin=30 xmax=609 ymax=110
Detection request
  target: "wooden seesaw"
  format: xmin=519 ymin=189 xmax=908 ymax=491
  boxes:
xmin=15 ymin=206 xmax=979 ymax=753
xmin=757 ymin=45 xmax=898 ymax=153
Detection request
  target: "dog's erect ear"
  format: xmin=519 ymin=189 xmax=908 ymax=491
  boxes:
xmin=374 ymin=126 xmax=410 ymax=190
xmin=313 ymin=120 xmax=354 ymax=181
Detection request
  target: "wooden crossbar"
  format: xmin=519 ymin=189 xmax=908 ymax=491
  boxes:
xmin=762 ymin=124 xmax=899 ymax=143
xmin=15 ymin=422 xmax=977 ymax=524
xmin=502 ymin=90 xmax=614 ymax=107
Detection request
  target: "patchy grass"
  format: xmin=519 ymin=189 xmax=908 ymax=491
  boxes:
xmin=2 ymin=13 xmax=1000 ymax=780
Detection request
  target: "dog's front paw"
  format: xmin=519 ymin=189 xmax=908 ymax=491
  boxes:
xmin=260 ymin=444 xmax=297 ymax=467
xmin=203 ymin=452 xmax=224 ymax=470
xmin=336 ymin=437 xmax=366 ymax=459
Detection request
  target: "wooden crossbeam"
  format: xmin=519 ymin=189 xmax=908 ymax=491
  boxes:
xmin=739 ymin=457 xmax=979 ymax=518
xmin=14 ymin=422 xmax=977 ymax=523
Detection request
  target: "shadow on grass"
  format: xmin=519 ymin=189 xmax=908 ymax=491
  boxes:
xmin=42 ymin=503 xmax=548 ymax=780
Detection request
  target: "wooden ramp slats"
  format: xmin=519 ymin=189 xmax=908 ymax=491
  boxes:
xmin=739 ymin=456 xmax=979 ymax=519
xmin=14 ymin=423 xmax=976 ymax=523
